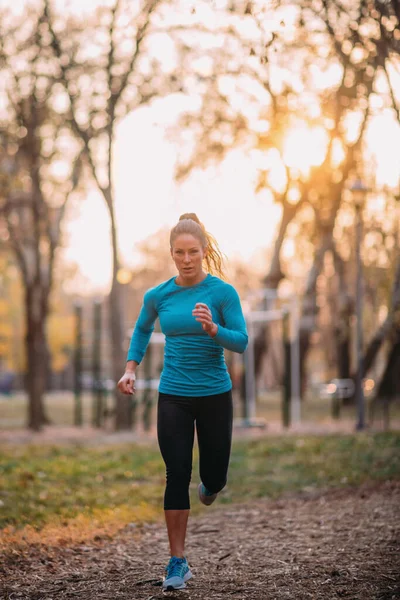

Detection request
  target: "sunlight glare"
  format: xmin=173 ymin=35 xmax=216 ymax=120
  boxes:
xmin=331 ymin=139 xmax=345 ymax=167
xmin=366 ymin=113 xmax=400 ymax=188
xmin=282 ymin=125 xmax=328 ymax=176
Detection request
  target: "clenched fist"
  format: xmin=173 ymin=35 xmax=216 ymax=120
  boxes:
xmin=192 ymin=302 xmax=218 ymax=337
xmin=117 ymin=371 xmax=136 ymax=395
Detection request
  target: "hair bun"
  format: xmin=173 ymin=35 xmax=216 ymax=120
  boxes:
xmin=179 ymin=212 xmax=201 ymax=225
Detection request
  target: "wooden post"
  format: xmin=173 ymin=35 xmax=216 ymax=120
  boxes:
xmin=74 ymin=303 xmax=83 ymax=426
xmin=142 ymin=342 xmax=153 ymax=431
xmin=92 ymin=299 xmax=103 ymax=428
xmin=282 ymin=311 xmax=291 ymax=428
xmin=331 ymin=391 xmax=340 ymax=419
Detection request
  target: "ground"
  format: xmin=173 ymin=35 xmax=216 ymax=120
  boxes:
xmin=1 ymin=481 xmax=399 ymax=600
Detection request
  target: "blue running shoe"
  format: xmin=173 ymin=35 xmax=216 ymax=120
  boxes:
xmin=198 ymin=482 xmax=218 ymax=506
xmin=163 ymin=556 xmax=192 ymax=590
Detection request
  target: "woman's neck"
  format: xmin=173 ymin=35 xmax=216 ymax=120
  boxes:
xmin=175 ymin=271 xmax=207 ymax=287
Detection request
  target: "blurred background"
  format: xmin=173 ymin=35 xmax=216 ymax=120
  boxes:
xmin=1 ymin=0 xmax=399 ymax=434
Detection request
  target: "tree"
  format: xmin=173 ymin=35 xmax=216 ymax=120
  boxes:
xmin=294 ymin=0 xmax=399 ymax=390
xmin=44 ymin=0 xmax=193 ymax=429
xmin=169 ymin=0 xmax=400 ymax=393
xmin=0 ymin=5 xmax=83 ymax=429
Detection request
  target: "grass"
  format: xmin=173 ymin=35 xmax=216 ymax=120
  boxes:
xmin=255 ymin=389 xmax=400 ymax=426
xmin=0 ymin=392 xmax=105 ymax=429
xmin=224 ymin=432 xmax=400 ymax=502
xmin=0 ymin=444 xmax=165 ymax=530
xmin=1 ymin=432 xmax=399 ymax=548
xmin=2 ymin=389 xmax=399 ymax=430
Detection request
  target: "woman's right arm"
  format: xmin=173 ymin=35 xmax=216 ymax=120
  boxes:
xmin=117 ymin=289 xmax=158 ymax=395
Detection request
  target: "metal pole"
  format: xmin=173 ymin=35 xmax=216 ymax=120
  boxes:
xmin=331 ymin=389 xmax=341 ymax=420
xmin=92 ymin=299 xmax=103 ymax=428
xmin=142 ymin=342 xmax=152 ymax=431
xmin=355 ymin=203 xmax=365 ymax=430
xmin=73 ymin=303 xmax=83 ymax=426
xmin=282 ymin=310 xmax=291 ymax=428
xmin=244 ymin=320 xmax=256 ymax=422
xmin=290 ymin=296 xmax=301 ymax=424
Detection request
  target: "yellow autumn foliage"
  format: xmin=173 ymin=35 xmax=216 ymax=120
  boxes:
xmin=47 ymin=313 xmax=75 ymax=371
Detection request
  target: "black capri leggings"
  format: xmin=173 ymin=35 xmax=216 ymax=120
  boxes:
xmin=157 ymin=390 xmax=233 ymax=510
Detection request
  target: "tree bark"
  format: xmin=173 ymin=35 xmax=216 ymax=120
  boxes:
xmin=25 ymin=283 xmax=50 ymax=431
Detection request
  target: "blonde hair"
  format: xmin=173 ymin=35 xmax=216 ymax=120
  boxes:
xmin=170 ymin=213 xmax=225 ymax=278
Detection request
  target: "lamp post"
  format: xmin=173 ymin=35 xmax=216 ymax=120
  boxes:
xmin=350 ymin=179 xmax=368 ymax=431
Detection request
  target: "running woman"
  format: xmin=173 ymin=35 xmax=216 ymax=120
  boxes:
xmin=117 ymin=213 xmax=248 ymax=591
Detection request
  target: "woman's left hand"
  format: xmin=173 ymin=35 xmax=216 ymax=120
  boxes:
xmin=192 ymin=302 xmax=218 ymax=337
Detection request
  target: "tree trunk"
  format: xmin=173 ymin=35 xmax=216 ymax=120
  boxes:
xmin=263 ymin=200 xmax=298 ymax=290
xmin=106 ymin=191 xmax=132 ymax=430
xmin=299 ymin=233 xmax=334 ymax=393
xmin=336 ymin=320 xmax=351 ymax=379
xmin=375 ymin=325 xmax=400 ymax=400
xmin=333 ymin=248 xmax=352 ymax=379
xmin=253 ymin=199 xmax=301 ymax=385
xmin=25 ymin=284 xmax=50 ymax=431
xmin=362 ymin=256 xmax=400 ymax=377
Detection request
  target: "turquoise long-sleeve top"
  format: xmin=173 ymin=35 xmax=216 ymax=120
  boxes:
xmin=127 ymin=273 xmax=248 ymax=396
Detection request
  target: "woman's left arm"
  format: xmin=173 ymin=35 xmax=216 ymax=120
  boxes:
xmin=213 ymin=286 xmax=248 ymax=353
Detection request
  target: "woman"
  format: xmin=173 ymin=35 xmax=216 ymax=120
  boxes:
xmin=117 ymin=213 xmax=248 ymax=591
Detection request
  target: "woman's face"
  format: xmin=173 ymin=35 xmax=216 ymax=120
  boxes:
xmin=171 ymin=234 xmax=207 ymax=285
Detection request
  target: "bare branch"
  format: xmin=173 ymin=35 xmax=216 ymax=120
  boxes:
xmin=113 ymin=0 xmax=161 ymax=102
xmin=384 ymin=63 xmax=400 ymax=123
xmin=48 ymin=147 xmax=85 ymax=257
xmin=321 ymin=0 xmax=352 ymax=67
xmin=107 ymin=0 xmax=122 ymax=116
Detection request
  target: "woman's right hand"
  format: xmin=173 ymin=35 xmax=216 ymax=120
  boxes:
xmin=117 ymin=371 xmax=136 ymax=395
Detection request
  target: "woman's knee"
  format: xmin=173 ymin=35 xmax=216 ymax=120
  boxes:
xmin=166 ymin=466 xmax=192 ymax=488
xmin=201 ymin=475 xmax=227 ymax=495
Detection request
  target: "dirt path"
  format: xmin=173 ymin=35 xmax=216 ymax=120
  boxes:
xmin=1 ymin=481 xmax=399 ymax=600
